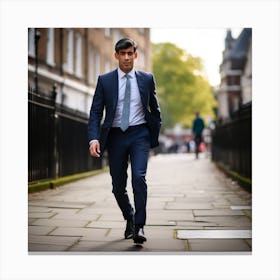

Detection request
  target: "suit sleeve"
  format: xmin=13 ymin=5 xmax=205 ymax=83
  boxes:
xmin=146 ymin=74 xmax=162 ymax=148
xmin=149 ymin=74 xmax=162 ymax=124
xmin=88 ymin=76 xmax=104 ymax=143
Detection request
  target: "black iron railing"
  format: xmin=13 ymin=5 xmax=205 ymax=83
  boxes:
xmin=211 ymin=102 xmax=252 ymax=179
xmin=28 ymin=90 xmax=102 ymax=183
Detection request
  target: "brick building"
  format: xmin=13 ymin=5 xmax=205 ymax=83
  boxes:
xmin=28 ymin=28 xmax=151 ymax=114
xmin=217 ymin=28 xmax=252 ymax=123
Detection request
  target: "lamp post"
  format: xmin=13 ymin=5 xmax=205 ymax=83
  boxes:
xmin=34 ymin=29 xmax=41 ymax=94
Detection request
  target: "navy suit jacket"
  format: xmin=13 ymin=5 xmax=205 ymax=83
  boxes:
xmin=88 ymin=69 xmax=162 ymax=153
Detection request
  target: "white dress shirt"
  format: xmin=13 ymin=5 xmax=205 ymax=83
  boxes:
xmin=112 ymin=68 xmax=146 ymax=128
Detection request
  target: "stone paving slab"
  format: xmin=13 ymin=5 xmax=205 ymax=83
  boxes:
xmin=67 ymin=230 xmax=186 ymax=252
xmin=28 ymin=154 xmax=252 ymax=253
xmin=243 ymin=210 xmax=252 ymax=218
xmin=68 ymin=240 xmax=142 ymax=252
xmin=141 ymin=238 xmax=186 ymax=252
xmin=29 ymin=234 xmax=79 ymax=243
xmin=193 ymin=209 xmax=244 ymax=216
xmin=194 ymin=216 xmax=251 ymax=227
xmin=29 ymin=200 xmax=90 ymax=209
xmin=176 ymin=221 xmax=218 ymax=227
xmin=201 ymin=225 xmax=251 ymax=229
xmin=51 ymin=212 xmax=101 ymax=221
xmin=30 ymin=218 xmax=89 ymax=228
xmin=48 ymin=208 xmax=81 ymax=215
xmin=147 ymin=201 xmax=167 ymax=209
xmin=78 ymin=207 xmax=120 ymax=214
xmin=148 ymin=209 xmax=194 ymax=219
xmin=85 ymin=201 xmax=120 ymax=208
xmin=212 ymin=202 xmax=232 ymax=208
xmin=28 ymin=218 xmax=38 ymax=224
xmin=28 ymin=206 xmax=52 ymax=212
xmin=149 ymin=192 xmax=185 ymax=198
xmin=29 ymin=243 xmax=69 ymax=252
xmin=49 ymin=227 xmax=109 ymax=241
xmin=174 ymin=197 xmax=213 ymax=203
xmin=29 ymin=225 xmax=56 ymax=235
xmin=96 ymin=213 xmax=124 ymax=221
xmin=165 ymin=202 xmax=214 ymax=210
xmin=145 ymin=226 xmax=176 ymax=239
xmin=187 ymin=239 xmax=251 ymax=252
xmin=146 ymin=220 xmax=176 ymax=226
xmin=86 ymin=220 xmax=124 ymax=229
xmin=103 ymin=228 xmax=126 ymax=240
xmin=147 ymin=197 xmax=175 ymax=203
xmin=246 ymin=239 xmax=252 ymax=247
xmin=29 ymin=235 xmax=79 ymax=246
xmin=28 ymin=212 xmax=57 ymax=219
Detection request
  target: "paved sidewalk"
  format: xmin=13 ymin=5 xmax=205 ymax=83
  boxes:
xmin=28 ymin=153 xmax=252 ymax=253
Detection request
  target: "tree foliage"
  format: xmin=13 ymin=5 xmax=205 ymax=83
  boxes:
xmin=152 ymin=43 xmax=217 ymax=129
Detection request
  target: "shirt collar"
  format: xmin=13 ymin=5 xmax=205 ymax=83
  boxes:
xmin=117 ymin=67 xmax=135 ymax=79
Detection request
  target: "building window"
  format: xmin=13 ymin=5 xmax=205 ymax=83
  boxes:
xmin=89 ymin=46 xmax=94 ymax=83
xmin=75 ymin=32 xmax=82 ymax=78
xmin=89 ymin=47 xmax=101 ymax=84
xmin=104 ymin=28 xmax=111 ymax=38
xmin=28 ymin=28 xmax=35 ymax=57
xmin=66 ymin=29 xmax=74 ymax=73
xmin=105 ymin=59 xmax=111 ymax=73
xmin=113 ymin=29 xmax=122 ymax=44
xmin=94 ymin=51 xmax=100 ymax=83
xmin=46 ymin=28 xmax=55 ymax=66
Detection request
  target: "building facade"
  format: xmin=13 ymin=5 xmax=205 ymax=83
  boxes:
xmin=211 ymin=28 xmax=252 ymax=182
xmin=28 ymin=28 xmax=151 ymax=114
xmin=217 ymin=28 xmax=252 ymax=123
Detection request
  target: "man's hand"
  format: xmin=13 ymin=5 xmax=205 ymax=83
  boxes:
xmin=89 ymin=140 xmax=101 ymax=158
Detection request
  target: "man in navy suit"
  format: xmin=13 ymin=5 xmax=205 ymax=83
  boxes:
xmin=88 ymin=38 xmax=161 ymax=244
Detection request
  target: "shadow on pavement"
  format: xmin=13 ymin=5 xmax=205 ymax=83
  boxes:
xmin=75 ymin=238 xmax=145 ymax=252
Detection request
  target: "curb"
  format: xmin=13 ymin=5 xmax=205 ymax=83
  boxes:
xmin=28 ymin=168 xmax=108 ymax=193
xmin=215 ymin=162 xmax=251 ymax=192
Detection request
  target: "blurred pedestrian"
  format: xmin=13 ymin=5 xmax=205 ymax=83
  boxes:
xmin=192 ymin=112 xmax=205 ymax=159
xmin=88 ymin=38 xmax=161 ymax=244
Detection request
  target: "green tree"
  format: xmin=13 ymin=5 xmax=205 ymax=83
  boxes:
xmin=152 ymin=43 xmax=217 ymax=129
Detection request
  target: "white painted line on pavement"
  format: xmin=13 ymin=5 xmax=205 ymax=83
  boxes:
xmin=177 ymin=229 xmax=252 ymax=239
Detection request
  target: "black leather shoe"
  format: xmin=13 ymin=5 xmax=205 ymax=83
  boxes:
xmin=124 ymin=219 xmax=134 ymax=239
xmin=133 ymin=227 xmax=147 ymax=244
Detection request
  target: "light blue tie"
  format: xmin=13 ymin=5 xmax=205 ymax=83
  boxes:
xmin=120 ymin=74 xmax=131 ymax=131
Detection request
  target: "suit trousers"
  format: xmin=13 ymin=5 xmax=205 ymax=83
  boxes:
xmin=106 ymin=124 xmax=150 ymax=226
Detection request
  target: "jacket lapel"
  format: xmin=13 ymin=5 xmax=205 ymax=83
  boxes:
xmin=112 ymin=69 xmax=119 ymax=112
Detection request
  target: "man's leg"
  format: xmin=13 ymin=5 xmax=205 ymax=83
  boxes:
xmin=107 ymin=130 xmax=134 ymax=221
xmin=195 ymin=135 xmax=201 ymax=159
xmin=129 ymin=125 xmax=150 ymax=229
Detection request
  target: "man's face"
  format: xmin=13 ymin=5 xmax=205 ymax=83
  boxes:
xmin=115 ymin=46 xmax=137 ymax=73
